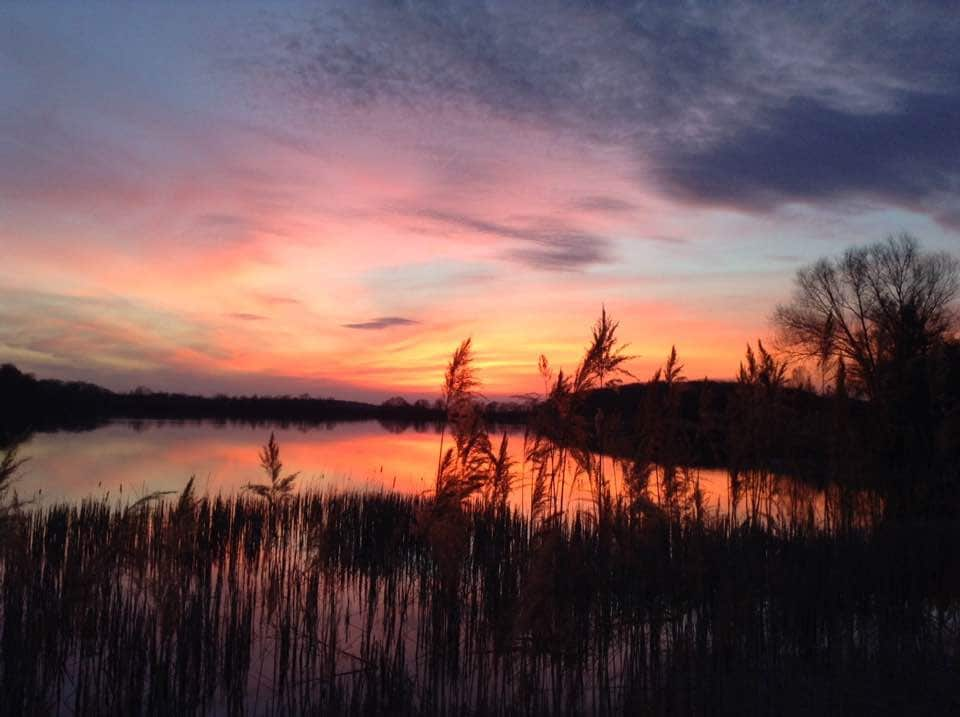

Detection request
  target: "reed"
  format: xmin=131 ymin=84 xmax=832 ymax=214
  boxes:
xmin=3 ymin=481 xmax=957 ymax=715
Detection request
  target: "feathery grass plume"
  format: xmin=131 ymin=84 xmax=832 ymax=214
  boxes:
xmin=538 ymin=353 xmax=553 ymax=395
xmin=485 ymin=432 xmax=515 ymax=512
xmin=574 ymin=306 xmax=635 ymax=392
xmin=662 ymin=345 xmax=685 ymax=384
xmin=435 ymin=339 xmax=494 ymax=500
xmin=442 ymin=337 xmax=480 ymax=414
xmin=435 ymin=338 xmax=481 ymax=489
xmin=571 ymin=309 xmax=634 ymax=527
xmin=245 ymin=432 xmax=299 ymax=505
xmin=423 ymin=339 xmax=496 ymax=592
xmin=738 ymin=339 xmax=788 ymax=391
xmin=518 ymin=324 xmax=617 ymax=656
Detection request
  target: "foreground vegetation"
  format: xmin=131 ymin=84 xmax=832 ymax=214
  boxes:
xmin=3 ymin=488 xmax=959 ymax=715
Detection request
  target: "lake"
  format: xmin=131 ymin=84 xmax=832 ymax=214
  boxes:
xmin=11 ymin=419 xmax=855 ymax=528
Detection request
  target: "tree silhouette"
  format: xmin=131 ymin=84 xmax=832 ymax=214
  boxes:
xmin=774 ymin=234 xmax=958 ymax=400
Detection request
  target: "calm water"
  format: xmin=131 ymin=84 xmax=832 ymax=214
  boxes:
xmin=14 ymin=419 xmax=846 ymax=525
xmin=16 ymin=420 xmax=445 ymax=504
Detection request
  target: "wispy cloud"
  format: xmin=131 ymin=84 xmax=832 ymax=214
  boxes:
xmin=227 ymin=312 xmax=267 ymax=321
xmin=504 ymin=238 xmax=609 ymax=272
xmin=342 ymin=317 xmax=420 ymax=330
xmin=410 ymin=209 xmax=611 ymax=271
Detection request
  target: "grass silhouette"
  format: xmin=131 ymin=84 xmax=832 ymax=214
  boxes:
xmin=244 ymin=432 xmax=300 ymax=506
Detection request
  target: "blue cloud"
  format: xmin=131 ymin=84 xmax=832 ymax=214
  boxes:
xmin=655 ymin=92 xmax=960 ymax=222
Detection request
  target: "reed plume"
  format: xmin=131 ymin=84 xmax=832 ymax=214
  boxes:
xmin=245 ymin=432 xmax=299 ymax=505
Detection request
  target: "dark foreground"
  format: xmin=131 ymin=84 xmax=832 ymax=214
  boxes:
xmin=2 ymin=489 xmax=958 ymax=716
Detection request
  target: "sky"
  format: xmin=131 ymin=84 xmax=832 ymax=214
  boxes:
xmin=1 ymin=2 xmax=958 ymax=401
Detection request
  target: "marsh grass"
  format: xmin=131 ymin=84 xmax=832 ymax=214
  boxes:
xmin=3 ymin=486 xmax=958 ymax=715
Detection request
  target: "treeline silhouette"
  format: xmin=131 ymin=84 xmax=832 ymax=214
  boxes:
xmin=0 ymin=363 xmax=423 ymax=428
xmin=0 ymin=363 xmax=530 ymax=445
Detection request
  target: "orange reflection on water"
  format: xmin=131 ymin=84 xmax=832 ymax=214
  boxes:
xmin=17 ymin=420 xmax=867 ymax=529
xmin=18 ymin=421 xmax=450 ymax=504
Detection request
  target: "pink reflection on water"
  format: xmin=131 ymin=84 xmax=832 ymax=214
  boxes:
xmin=18 ymin=420 xmax=448 ymax=503
xmin=17 ymin=420 xmax=868 ymax=528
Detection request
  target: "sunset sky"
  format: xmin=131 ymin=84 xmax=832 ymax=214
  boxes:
xmin=2 ymin=2 xmax=958 ymax=401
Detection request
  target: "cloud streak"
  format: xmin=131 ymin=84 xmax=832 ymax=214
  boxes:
xmin=342 ymin=317 xmax=420 ymax=330
xmin=410 ymin=209 xmax=611 ymax=270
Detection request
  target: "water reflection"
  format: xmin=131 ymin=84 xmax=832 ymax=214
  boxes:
xmin=18 ymin=420 xmax=446 ymax=503
xmin=12 ymin=419 xmax=880 ymax=529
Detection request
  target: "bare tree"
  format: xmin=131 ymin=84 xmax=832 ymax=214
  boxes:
xmin=774 ymin=234 xmax=958 ymax=399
